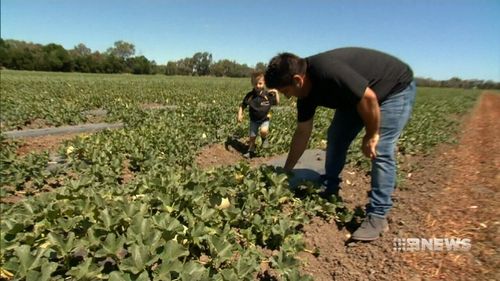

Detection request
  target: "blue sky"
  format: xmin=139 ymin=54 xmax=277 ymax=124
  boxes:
xmin=1 ymin=0 xmax=499 ymax=81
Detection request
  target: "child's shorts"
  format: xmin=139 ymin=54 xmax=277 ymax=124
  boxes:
xmin=249 ymin=120 xmax=270 ymax=137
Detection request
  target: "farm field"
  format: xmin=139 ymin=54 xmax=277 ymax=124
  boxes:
xmin=0 ymin=70 xmax=497 ymax=280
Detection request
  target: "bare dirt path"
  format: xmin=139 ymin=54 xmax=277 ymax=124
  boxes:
xmin=401 ymin=92 xmax=500 ymax=280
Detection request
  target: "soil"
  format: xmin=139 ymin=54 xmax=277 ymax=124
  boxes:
xmin=195 ymin=138 xmax=271 ymax=169
xmin=15 ymin=133 xmax=85 ymax=156
xmin=3 ymin=92 xmax=498 ymax=280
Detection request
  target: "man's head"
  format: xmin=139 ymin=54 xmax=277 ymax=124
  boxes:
xmin=251 ymin=71 xmax=265 ymax=91
xmin=264 ymin=53 xmax=309 ymax=98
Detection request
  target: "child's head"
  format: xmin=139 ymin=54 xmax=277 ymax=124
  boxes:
xmin=251 ymin=71 xmax=265 ymax=91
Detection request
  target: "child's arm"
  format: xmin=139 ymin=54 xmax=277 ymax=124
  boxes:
xmin=239 ymin=92 xmax=251 ymax=122
xmin=237 ymin=105 xmax=244 ymax=122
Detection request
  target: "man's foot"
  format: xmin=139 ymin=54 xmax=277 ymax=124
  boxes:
xmin=261 ymin=138 xmax=269 ymax=148
xmin=351 ymin=214 xmax=389 ymax=241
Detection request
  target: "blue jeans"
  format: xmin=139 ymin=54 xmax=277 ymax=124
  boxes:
xmin=324 ymin=81 xmax=416 ymax=217
xmin=249 ymin=120 xmax=270 ymax=137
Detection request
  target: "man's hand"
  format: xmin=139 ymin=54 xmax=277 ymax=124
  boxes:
xmin=237 ymin=115 xmax=243 ymax=123
xmin=362 ymin=134 xmax=379 ymax=159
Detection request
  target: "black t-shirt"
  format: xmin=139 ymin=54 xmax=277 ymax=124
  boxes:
xmin=241 ymin=89 xmax=278 ymax=122
xmin=297 ymin=47 xmax=414 ymax=122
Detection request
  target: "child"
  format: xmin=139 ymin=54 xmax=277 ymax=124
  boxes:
xmin=237 ymin=71 xmax=279 ymax=158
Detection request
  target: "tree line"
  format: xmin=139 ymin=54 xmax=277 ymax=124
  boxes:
xmin=0 ymin=39 xmax=264 ymax=77
xmin=415 ymin=77 xmax=499 ymax=90
xmin=0 ymin=38 xmax=498 ymax=88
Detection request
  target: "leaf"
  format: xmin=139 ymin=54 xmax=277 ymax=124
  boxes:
xmin=235 ymin=255 xmax=258 ymax=278
xmin=67 ymin=258 xmax=101 ymax=280
xmin=135 ymin=270 xmax=150 ymax=281
xmin=119 ymin=243 xmax=155 ymax=275
xmin=153 ymin=259 xmax=182 ymax=280
xmin=270 ymin=251 xmax=299 ymax=274
xmin=126 ymin=214 xmax=151 ymax=242
xmin=199 ymin=205 xmax=216 ymax=220
xmin=15 ymin=245 xmax=46 ymax=273
xmin=39 ymin=259 xmax=59 ymax=281
xmin=179 ymin=261 xmax=207 ymax=280
xmin=163 ymin=240 xmax=189 ymax=261
xmin=219 ymin=268 xmax=238 ymax=280
xmin=26 ymin=270 xmax=42 ymax=281
xmin=100 ymin=208 xmax=113 ymax=230
xmin=94 ymin=233 xmax=126 ymax=258
xmin=208 ymin=235 xmax=233 ymax=268
xmin=47 ymin=232 xmax=76 ymax=257
xmin=86 ymin=227 xmax=101 ymax=247
xmin=22 ymin=201 xmax=36 ymax=215
xmin=151 ymin=213 xmax=183 ymax=236
xmin=109 ymin=271 xmax=133 ymax=281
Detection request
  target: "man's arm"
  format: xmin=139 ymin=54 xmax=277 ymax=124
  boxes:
xmin=274 ymin=91 xmax=280 ymax=104
xmin=284 ymin=118 xmax=313 ymax=171
xmin=268 ymin=89 xmax=279 ymax=105
xmin=356 ymin=87 xmax=380 ymax=159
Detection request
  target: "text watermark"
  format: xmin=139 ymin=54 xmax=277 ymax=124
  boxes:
xmin=393 ymin=238 xmax=471 ymax=252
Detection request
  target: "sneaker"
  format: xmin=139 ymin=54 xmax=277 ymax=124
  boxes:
xmin=351 ymin=214 xmax=389 ymax=241
xmin=261 ymin=138 xmax=269 ymax=149
xmin=243 ymin=151 xmax=256 ymax=159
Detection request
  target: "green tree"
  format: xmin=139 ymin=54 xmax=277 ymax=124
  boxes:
xmin=192 ymin=52 xmax=212 ymax=75
xmin=210 ymin=59 xmax=252 ymax=77
xmin=0 ymin=38 xmax=11 ymax=67
xmin=103 ymin=55 xmax=126 ymax=73
xmin=127 ymin=56 xmax=153 ymax=74
xmin=71 ymin=43 xmax=92 ymax=57
xmin=175 ymin=57 xmax=194 ymax=75
xmin=42 ymin=43 xmax=73 ymax=71
xmin=165 ymin=61 xmax=177 ymax=75
xmin=255 ymin=62 xmax=267 ymax=72
xmin=106 ymin=40 xmax=135 ymax=59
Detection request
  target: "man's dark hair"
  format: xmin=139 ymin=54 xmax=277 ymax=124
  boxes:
xmin=264 ymin=53 xmax=307 ymax=89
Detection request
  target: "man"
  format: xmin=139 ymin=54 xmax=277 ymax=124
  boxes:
xmin=264 ymin=47 xmax=416 ymax=241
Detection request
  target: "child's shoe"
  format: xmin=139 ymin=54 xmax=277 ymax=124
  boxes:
xmin=243 ymin=150 xmax=256 ymax=159
xmin=261 ymin=138 xmax=269 ymax=149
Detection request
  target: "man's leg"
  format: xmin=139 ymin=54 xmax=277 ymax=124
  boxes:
xmin=324 ymin=108 xmax=364 ymax=195
xmin=352 ymin=81 xmax=416 ymax=241
xmin=368 ymin=81 xmax=416 ymax=217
